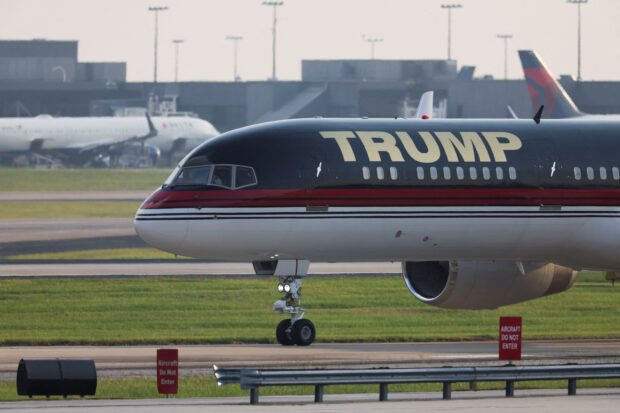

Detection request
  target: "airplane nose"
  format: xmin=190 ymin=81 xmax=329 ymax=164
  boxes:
xmin=134 ymin=212 xmax=189 ymax=255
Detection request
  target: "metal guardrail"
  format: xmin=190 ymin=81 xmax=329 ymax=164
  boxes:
xmin=213 ymin=365 xmax=240 ymax=386
xmin=214 ymin=363 xmax=620 ymax=405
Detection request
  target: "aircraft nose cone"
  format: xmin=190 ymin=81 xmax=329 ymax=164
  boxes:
xmin=134 ymin=213 xmax=188 ymax=255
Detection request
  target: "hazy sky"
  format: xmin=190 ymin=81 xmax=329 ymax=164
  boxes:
xmin=3 ymin=0 xmax=620 ymax=83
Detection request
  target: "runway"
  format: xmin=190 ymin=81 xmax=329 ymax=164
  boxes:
xmin=1 ymin=340 xmax=619 ymax=380
xmin=0 ymin=261 xmax=401 ymax=277
xmin=0 ymin=190 xmax=151 ymax=202
xmin=0 ymin=218 xmax=135 ymax=243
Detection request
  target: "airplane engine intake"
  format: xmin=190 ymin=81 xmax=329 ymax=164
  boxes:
xmin=402 ymin=260 xmax=576 ymax=309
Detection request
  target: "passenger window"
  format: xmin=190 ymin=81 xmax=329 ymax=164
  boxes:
xmin=390 ymin=166 xmax=398 ymax=180
xmin=496 ymin=167 xmax=504 ymax=180
xmin=482 ymin=167 xmax=490 ymax=180
xmin=417 ymin=166 xmax=424 ymax=180
xmin=587 ymin=167 xmax=594 ymax=180
xmin=613 ymin=167 xmax=620 ymax=180
xmin=509 ymin=167 xmax=517 ymax=180
xmin=377 ymin=166 xmax=385 ymax=180
xmin=210 ymin=165 xmax=233 ymax=188
xmin=173 ymin=166 xmax=211 ymax=186
xmin=430 ymin=167 xmax=438 ymax=180
xmin=443 ymin=167 xmax=451 ymax=180
xmin=235 ymin=166 xmax=257 ymax=188
xmin=600 ymin=167 xmax=607 ymax=180
xmin=362 ymin=167 xmax=370 ymax=180
xmin=456 ymin=167 xmax=464 ymax=180
xmin=469 ymin=167 xmax=477 ymax=180
xmin=574 ymin=167 xmax=581 ymax=180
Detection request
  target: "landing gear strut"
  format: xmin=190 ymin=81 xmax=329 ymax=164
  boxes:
xmin=273 ymin=276 xmax=315 ymax=346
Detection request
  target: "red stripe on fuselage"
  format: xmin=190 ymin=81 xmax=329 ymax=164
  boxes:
xmin=140 ymin=188 xmax=620 ymax=209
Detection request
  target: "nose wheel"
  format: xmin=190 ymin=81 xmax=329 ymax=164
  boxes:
xmin=273 ymin=276 xmax=315 ymax=346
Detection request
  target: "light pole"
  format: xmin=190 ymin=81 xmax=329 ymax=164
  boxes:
xmin=363 ymin=36 xmax=383 ymax=60
xmin=172 ymin=39 xmax=184 ymax=82
xmin=262 ymin=1 xmax=283 ymax=80
xmin=441 ymin=4 xmax=462 ymax=60
xmin=567 ymin=0 xmax=587 ymax=81
xmin=226 ymin=36 xmax=243 ymax=81
xmin=148 ymin=6 xmax=169 ymax=83
xmin=496 ymin=34 xmax=512 ymax=80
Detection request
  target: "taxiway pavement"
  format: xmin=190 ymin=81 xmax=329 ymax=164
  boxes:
xmin=0 ymin=190 xmax=151 ymax=202
xmin=1 ymin=389 xmax=619 ymax=412
xmin=1 ymin=340 xmax=618 ymax=380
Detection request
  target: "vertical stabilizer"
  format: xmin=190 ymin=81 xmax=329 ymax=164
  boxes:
xmin=415 ymin=91 xmax=434 ymax=119
xmin=518 ymin=50 xmax=582 ymax=118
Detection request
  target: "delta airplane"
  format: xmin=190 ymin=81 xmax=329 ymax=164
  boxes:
xmin=0 ymin=114 xmax=218 ymax=165
xmin=519 ymin=50 xmax=620 ymax=119
xmin=134 ymin=109 xmax=620 ymax=346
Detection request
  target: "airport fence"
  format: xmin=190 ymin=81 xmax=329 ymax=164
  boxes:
xmin=214 ymin=363 xmax=620 ymax=404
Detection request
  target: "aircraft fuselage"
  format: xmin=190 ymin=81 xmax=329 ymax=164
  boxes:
xmin=135 ymin=118 xmax=620 ymax=271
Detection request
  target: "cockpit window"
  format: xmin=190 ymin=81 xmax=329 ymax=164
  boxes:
xmin=163 ymin=165 xmax=181 ymax=186
xmin=173 ymin=166 xmax=211 ymax=186
xmin=165 ymin=164 xmax=257 ymax=190
xmin=236 ymin=166 xmax=257 ymax=188
xmin=210 ymin=165 xmax=233 ymax=189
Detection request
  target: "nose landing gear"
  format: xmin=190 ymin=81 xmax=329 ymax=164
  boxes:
xmin=273 ymin=275 xmax=315 ymax=346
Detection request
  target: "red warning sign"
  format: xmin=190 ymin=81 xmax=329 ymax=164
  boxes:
xmin=157 ymin=348 xmax=178 ymax=394
xmin=499 ymin=316 xmax=522 ymax=361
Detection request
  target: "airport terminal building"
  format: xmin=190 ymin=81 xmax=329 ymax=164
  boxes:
xmin=3 ymin=39 xmax=620 ymax=133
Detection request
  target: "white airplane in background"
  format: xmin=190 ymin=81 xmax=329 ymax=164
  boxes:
xmin=0 ymin=114 xmax=218 ymax=166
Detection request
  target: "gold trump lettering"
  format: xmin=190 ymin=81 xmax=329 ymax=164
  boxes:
xmin=434 ymin=131 xmax=491 ymax=162
xmin=481 ymin=132 xmax=522 ymax=162
xmin=319 ymin=131 xmax=357 ymax=162
xmin=355 ymin=131 xmax=405 ymax=162
xmin=395 ymin=131 xmax=440 ymax=163
xmin=321 ymin=130 xmax=522 ymax=163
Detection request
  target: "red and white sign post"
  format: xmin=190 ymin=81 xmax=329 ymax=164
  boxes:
xmin=499 ymin=316 xmax=522 ymax=362
xmin=157 ymin=348 xmax=179 ymax=396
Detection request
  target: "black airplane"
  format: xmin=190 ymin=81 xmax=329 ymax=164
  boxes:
xmin=135 ymin=117 xmax=620 ymax=346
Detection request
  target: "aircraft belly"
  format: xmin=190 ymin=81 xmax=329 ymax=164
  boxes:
xmin=0 ymin=140 xmax=29 ymax=152
xmin=137 ymin=206 xmax=620 ymax=266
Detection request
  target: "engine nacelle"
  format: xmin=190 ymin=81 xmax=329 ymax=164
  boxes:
xmin=402 ymin=260 xmax=576 ymax=309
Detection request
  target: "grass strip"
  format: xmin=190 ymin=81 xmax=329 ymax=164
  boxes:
xmin=0 ymin=274 xmax=617 ymax=345
xmin=0 ymin=168 xmax=169 ymax=191
xmin=0 ymin=377 xmax=619 ymax=401
xmin=0 ymin=201 xmax=140 ymax=218
xmin=5 ymin=248 xmax=184 ymax=260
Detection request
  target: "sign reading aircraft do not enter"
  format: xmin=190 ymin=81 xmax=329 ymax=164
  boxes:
xmin=157 ymin=348 xmax=178 ymax=395
xmin=499 ymin=316 xmax=522 ymax=361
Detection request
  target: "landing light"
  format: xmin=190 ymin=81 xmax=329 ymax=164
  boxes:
xmin=284 ymin=284 xmax=291 ymax=293
xmin=278 ymin=284 xmax=284 ymax=293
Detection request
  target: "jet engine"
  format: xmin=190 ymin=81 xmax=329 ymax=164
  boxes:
xmin=402 ymin=260 xmax=576 ymax=309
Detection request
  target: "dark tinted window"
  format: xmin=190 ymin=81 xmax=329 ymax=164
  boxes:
xmin=173 ymin=166 xmax=211 ymax=186
xmin=236 ymin=166 xmax=257 ymax=188
xmin=210 ymin=165 xmax=233 ymax=188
